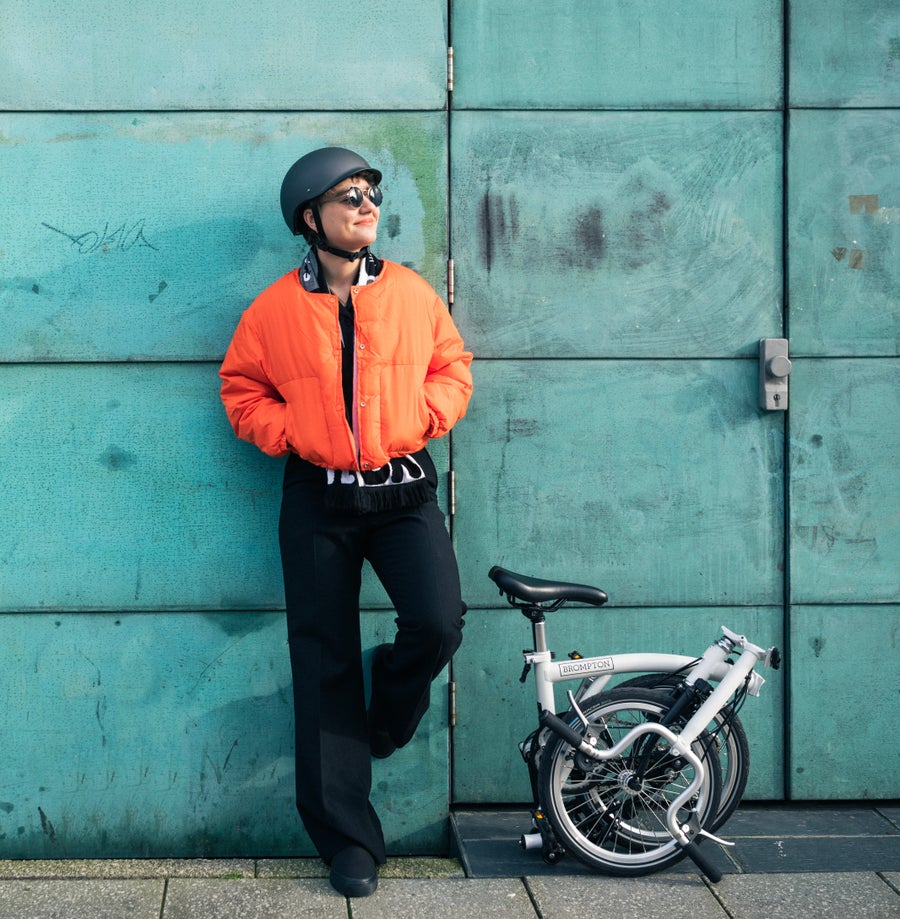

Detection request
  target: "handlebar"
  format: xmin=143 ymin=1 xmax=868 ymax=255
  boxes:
xmin=679 ymin=840 xmax=723 ymax=883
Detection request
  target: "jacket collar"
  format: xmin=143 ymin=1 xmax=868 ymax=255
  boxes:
xmin=298 ymin=248 xmax=383 ymax=294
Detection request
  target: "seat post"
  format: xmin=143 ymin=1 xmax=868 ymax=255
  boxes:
xmin=532 ymin=615 xmax=549 ymax=655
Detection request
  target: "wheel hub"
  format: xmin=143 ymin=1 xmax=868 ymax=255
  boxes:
xmin=618 ymin=770 xmax=644 ymax=795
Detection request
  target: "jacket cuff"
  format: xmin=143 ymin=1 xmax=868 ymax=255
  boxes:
xmin=426 ymin=409 xmax=444 ymax=439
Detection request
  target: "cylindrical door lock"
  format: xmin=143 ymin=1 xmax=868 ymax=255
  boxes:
xmin=759 ymin=339 xmax=791 ymax=410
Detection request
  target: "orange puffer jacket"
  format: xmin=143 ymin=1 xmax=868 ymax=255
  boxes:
xmin=219 ymin=260 xmax=473 ymax=471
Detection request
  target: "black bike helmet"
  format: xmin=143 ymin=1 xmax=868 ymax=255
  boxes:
xmin=280 ymin=147 xmax=382 ymax=260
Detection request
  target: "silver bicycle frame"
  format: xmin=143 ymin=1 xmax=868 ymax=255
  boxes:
xmin=526 ymin=619 xmax=767 ymax=716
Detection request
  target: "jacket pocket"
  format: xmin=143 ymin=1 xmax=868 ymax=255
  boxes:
xmin=283 ymin=380 xmax=335 ymax=467
xmin=381 ymin=363 xmax=431 ymax=455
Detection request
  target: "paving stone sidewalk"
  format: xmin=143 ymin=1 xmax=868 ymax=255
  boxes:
xmin=0 ymin=804 xmax=898 ymax=918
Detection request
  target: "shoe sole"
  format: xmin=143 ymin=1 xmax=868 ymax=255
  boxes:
xmin=330 ymin=869 xmax=378 ymax=898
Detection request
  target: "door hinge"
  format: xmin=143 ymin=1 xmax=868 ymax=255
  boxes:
xmin=448 ymin=469 xmax=457 ymax=517
xmin=447 ymin=258 xmax=455 ymax=306
xmin=447 ymin=46 xmax=454 ymax=93
xmin=449 ymin=680 xmax=457 ymax=728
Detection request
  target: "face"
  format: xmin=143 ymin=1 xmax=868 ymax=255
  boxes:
xmin=303 ymin=175 xmax=380 ymax=251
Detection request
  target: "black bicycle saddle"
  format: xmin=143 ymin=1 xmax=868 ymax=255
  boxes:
xmin=489 ymin=566 xmax=608 ymax=607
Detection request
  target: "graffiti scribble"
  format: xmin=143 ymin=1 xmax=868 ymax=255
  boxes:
xmin=42 ymin=219 xmax=159 ymax=254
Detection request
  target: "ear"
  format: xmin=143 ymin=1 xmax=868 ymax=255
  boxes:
xmin=302 ymin=206 xmax=316 ymax=234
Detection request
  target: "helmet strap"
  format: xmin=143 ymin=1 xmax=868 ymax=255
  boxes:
xmin=309 ymin=204 xmax=367 ymax=262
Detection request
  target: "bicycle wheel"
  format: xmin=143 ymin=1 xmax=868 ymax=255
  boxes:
xmin=538 ymin=687 xmax=722 ymax=876
xmin=616 ymin=673 xmax=750 ymax=830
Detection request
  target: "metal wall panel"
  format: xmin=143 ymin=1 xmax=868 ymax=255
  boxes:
xmin=453 ymin=360 xmax=785 ymax=610
xmin=447 ymin=38 xmax=791 ymax=802
xmin=789 ymin=605 xmax=900 ymax=799
xmin=453 ymin=606 xmax=784 ymax=803
xmin=0 ymin=611 xmax=449 ymax=857
xmin=786 ymin=26 xmax=899 ymax=800
xmin=789 ymin=360 xmax=899 ymax=604
xmin=0 ymin=113 xmax=448 ymax=362
xmin=1 ymin=362 xmax=283 ymax=612
xmin=788 ymin=110 xmax=900 ymax=357
xmin=451 ymin=111 xmax=783 ymax=359
xmin=790 ymin=0 xmax=900 ymax=107
xmin=0 ymin=1 xmax=447 ymax=110
xmin=452 ymin=0 xmax=783 ymax=109
xmin=0 ymin=363 xmax=448 ymax=612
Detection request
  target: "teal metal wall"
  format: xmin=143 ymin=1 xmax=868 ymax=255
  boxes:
xmin=1 ymin=1 xmax=897 ymax=858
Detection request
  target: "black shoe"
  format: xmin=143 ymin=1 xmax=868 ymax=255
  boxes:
xmin=369 ymin=726 xmax=398 ymax=759
xmin=329 ymin=846 xmax=378 ymax=898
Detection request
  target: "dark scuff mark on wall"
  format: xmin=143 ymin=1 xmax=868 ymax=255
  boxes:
xmin=567 ymin=205 xmax=607 ymax=269
xmin=622 ymin=189 xmax=673 ymax=271
xmin=148 ymin=280 xmax=168 ymax=302
xmin=38 ymin=807 xmax=56 ymax=841
xmin=479 ymin=192 xmax=500 ymax=273
xmin=100 ymin=446 xmax=136 ymax=471
xmin=478 ymin=192 xmax=520 ymax=273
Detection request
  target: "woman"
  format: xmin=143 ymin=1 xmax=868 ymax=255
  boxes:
xmin=219 ymin=147 xmax=472 ymax=897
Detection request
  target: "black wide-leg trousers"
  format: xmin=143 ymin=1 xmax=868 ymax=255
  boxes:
xmin=278 ymin=456 xmax=465 ymax=864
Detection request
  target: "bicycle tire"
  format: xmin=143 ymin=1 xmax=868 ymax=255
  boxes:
xmin=538 ymin=687 xmax=722 ymax=876
xmin=615 ymin=673 xmax=750 ymax=830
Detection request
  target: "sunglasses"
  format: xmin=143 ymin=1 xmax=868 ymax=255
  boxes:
xmin=324 ymin=185 xmax=383 ymax=209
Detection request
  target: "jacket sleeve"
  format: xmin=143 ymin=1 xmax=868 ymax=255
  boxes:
xmin=219 ymin=314 xmax=290 ymax=457
xmin=423 ymin=296 xmax=474 ymax=439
